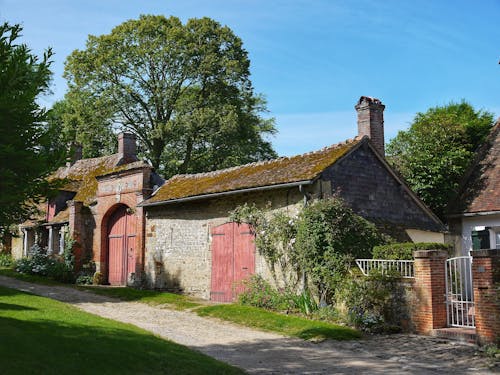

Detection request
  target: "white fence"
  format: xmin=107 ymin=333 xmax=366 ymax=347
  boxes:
xmin=355 ymin=259 xmax=415 ymax=278
xmin=445 ymin=256 xmax=475 ymax=328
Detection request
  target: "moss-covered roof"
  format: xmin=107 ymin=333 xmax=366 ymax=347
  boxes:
xmin=145 ymin=137 xmax=362 ymax=204
xmin=52 ymin=154 xmax=148 ymax=206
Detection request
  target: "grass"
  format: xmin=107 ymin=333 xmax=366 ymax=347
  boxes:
xmin=1 ymin=267 xmax=361 ymax=341
xmin=0 ymin=285 xmax=243 ymax=375
xmin=0 ymin=267 xmax=200 ymax=310
xmin=0 ymin=267 xmax=62 ymax=285
xmin=79 ymin=285 xmax=201 ymax=310
xmin=196 ymin=304 xmax=361 ymax=341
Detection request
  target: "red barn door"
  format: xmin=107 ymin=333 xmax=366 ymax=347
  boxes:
xmin=108 ymin=205 xmax=136 ymax=285
xmin=210 ymin=222 xmax=255 ymax=302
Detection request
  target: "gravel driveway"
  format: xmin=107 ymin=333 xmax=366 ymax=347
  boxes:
xmin=0 ymin=275 xmax=496 ymax=374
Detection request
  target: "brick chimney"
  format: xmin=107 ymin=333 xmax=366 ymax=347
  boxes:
xmin=67 ymin=142 xmax=82 ymax=166
xmin=118 ymin=132 xmax=137 ymax=161
xmin=355 ymin=96 xmax=385 ymax=155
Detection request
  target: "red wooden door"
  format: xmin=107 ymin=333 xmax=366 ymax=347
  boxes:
xmin=210 ymin=222 xmax=255 ymax=302
xmin=108 ymin=205 xmax=136 ymax=285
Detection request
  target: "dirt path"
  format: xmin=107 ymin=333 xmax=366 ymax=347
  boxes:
xmin=0 ymin=275 xmax=496 ymax=374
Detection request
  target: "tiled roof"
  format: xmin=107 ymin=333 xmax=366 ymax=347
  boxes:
xmin=145 ymin=137 xmax=362 ymax=204
xmin=52 ymin=154 xmax=147 ymax=206
xmin=449 ymin=120 xmax=500 ymax=214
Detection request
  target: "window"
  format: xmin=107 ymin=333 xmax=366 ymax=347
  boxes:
xmin=471 ymin=229 xmax=490 ymax=250
xmin=496 ymin=231 xmax=500 ymax=250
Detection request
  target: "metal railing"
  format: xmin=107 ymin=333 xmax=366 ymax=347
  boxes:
xmin=445 ymin=256 xmax=475 ymax=328
xmin=355 ymin=259 xmax=415 ymax=278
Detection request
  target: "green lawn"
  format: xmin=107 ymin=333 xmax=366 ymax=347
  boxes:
xmin=0 ymin=267 xmax=361 ymax=341
xmin=196 ymin=304 xmax=361 ymax=341
xmin=79 ymin=285 xmax=201 ymax=310
xmin=0 ymin=286 xmax=243 ymax=375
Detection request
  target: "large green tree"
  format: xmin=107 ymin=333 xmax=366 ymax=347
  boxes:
xmin=0 ymin=23 xmax=64 ymax=228
xmin=63 ymin=15 xmax=276 ymax=176
xmin=47 ymin=90 xmax=117 ymax=159
xmin=386 ymin=101 xmax=494 ymax=218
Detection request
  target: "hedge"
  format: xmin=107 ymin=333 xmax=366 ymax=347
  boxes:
xmin=372 ymin=242 xmax=452 ymax=260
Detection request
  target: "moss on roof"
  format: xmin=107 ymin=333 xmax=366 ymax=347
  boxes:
xmin=49 ymin=207 xmax=69 ymax=224
xmin=52 ymin=155 xmax=147 ymax=206
xmin=147 ymin=137 xmax=362 ymax=204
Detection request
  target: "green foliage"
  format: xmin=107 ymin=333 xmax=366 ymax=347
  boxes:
xmin=0 ymin=286 xmax=243 ymax=374
xmin=63 ymin=15 xmax=277 ymax=176
xmin=295 ymin=198 xmax=385 ymax=303
xmin=230 ymin=203 xmax=300 ymax=289
xmin=14 ymin=244 xmax=74 ymax=283
xmin=46 ymin=92 xmax=117 ymax=158
xmin=196 ymin=304 xmax=361 ymax=340
xmin=372 ymin=242 xmax=452 ymax=260
xmin=335 ymin=272 xmax=404 ymax=333
xmin=386 ymin=101 xmax=494 ymax=218
xmin=289 ymin=290 xmax=319 ymax=316
xmin=237 ymin=275 xmax=288 ymax=310
xmin=0 ymin=253 xmax=13 ymax=267
xmin=0 ymin=22 xmax=65 ymax=228
xmin=75 ymin=275 xmax=93 ymax=285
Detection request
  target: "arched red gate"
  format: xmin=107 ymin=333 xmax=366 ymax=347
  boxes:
xmin=107 ymin=205 xmax=136 ymax=285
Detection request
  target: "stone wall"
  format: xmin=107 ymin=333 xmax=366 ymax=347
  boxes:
xmin=144 ymin=187 xmax=306 ymax=299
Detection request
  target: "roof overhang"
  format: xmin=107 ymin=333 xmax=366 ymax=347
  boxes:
xmin=447 ymin=210 xmax=500 ymax=218
xmin=139 ymin=179 xmax=314 ymax=207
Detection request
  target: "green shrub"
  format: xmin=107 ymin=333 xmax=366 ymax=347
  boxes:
xmin=372 ymin=242 xmax=451 ymax=260
xmin=14 ymin=244 xmax=75 ymax=283
xmin=295 ymin=197 xmax=385 ymax=303
xmin=237 ymin=275 xmax=288 ymax=311
xmin=76 ymin=275 xmax=94 ymax=285
xmin=0 ymin=253 xmax=13 ymax=267
xmin=289 ymin=290 xmax=318 ymax=315
xmin=335 ymin=272 xmax=404 ymax=333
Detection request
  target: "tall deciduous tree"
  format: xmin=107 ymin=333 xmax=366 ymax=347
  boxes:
xmin=386 ymin=101 xmax=493 ymax=218
xmin=63 ymin=15 xmax=276 ymax=176
xmin=0 ymin=22 xmax=64 ymax=228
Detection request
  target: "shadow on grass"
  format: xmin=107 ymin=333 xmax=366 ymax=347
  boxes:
xmin=0 ymin=288 xmax=242 ymax=375
xmin=0 ymin=302 xmax=37 ymax=311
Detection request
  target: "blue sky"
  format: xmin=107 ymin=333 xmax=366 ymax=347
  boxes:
xmin=1 ymin=0 xmax=499 ymax=156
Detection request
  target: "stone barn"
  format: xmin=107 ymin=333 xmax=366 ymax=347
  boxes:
xmin=139 ymin=97 xmax=445 ymax=301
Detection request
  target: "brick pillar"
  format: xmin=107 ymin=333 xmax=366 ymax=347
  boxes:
xmin=471 ymin=249 xmax=500 ymax=345
xmin=68 ymin=200 xmax=84 ymax=272
xmin=412 ymin=250 xmax=448 ymax=334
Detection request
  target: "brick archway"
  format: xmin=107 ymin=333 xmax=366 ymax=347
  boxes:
xmin=105 ymin=204 xmax=136 ymax=285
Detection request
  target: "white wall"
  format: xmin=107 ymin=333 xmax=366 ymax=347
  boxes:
xmin=461 ymin=213 xmax=500 ymax=256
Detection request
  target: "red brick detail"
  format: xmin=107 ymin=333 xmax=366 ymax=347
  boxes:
xmin=411 ymin=250 xmax=448 ymax=334
xmin=471 ymin=249 xmax=500 ymax=345
xmin=68 ymin=201 xmax=84 ymax=272
xmin=355 ymin=96 xmax=385 ymax=156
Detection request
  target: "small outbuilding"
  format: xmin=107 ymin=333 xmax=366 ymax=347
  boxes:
xmin=139 ymin=97 xmax=444 ymax=300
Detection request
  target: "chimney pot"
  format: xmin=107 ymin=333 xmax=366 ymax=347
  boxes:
xmin=355 ymin=96 xmax=385 ymax=155
xmin=118 ymin=132 xmax=137 ymax=162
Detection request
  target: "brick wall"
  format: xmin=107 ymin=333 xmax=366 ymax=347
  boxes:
xmin=411 ymin=250 xmax=448 ymax=334
xmin=471 ymin=249 xmax=500 ymax=345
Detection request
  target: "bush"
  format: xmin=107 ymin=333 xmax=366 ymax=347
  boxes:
xmin=372 ymin=242 xmax=452 ymax=260
xmin=237 ymin=275 xmax=288 ymax=311
xmin=0 ymin=253 xmax=13 ymax=267
xmin=14 ymin=244 xmax=75 ymax=283
xmin=295 ymin=197 xmax=385 ymax=303
xmin=76 ymin=275 xmax=94 ymax=285
xmin=335 ymin=272 xmax=404 ymax=333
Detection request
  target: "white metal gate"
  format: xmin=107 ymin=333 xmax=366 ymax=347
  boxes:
xmin=445 ymin=256 xmax=475 ymax=328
